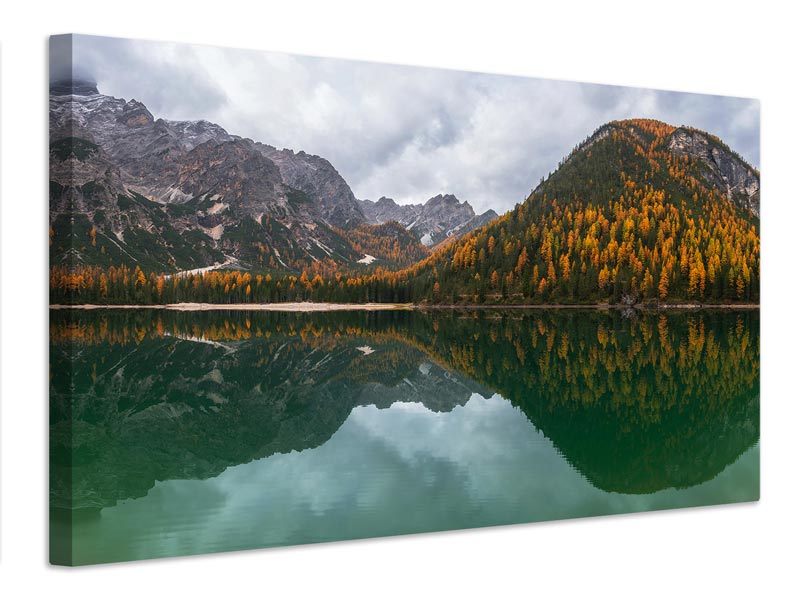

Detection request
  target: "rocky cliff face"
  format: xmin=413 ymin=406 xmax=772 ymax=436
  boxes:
xmin=666 ymin=127 xmax=760 ymax=216
xmin=359 ymin=196 xmax=421 ymax=225
xmin=49 ymin=134 xmax=225 ymax=272
xmin=257 ymin=146 xmax=366 ymax=228
xmin=359 ymin=194 xmax=498 ymax=246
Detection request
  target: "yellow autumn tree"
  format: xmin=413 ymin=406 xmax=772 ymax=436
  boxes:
xmin=658 ymin=268 xmax=669 ymax=300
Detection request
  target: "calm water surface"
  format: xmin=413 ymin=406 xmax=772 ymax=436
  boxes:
xmin=50 ymin=309 xmax=759 ymax=565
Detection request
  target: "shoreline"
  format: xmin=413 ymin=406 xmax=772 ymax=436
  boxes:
xmin=49 ymin=301 xmax=760 ymax=311
xmin=49 ymin=302 xmax=416 ymax=312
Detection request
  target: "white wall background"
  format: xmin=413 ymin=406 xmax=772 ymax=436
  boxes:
xmin=1 ymin=1 xmax=797 ymax=597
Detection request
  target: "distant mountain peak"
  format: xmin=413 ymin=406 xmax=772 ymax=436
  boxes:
xmin=359 ymin=192 xmax=497 ymax=247
xmin=117 ymin=99 xmax=154 ymax=127
xmin=424 ymin=193 xmax=468 ymax=210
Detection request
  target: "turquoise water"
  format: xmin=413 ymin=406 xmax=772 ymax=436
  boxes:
xmin=50 ymin=309 xmax=759 ymax=565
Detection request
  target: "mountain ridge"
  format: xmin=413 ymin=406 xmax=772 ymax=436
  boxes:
xmin=49 ymin=82 xmax=502 ymax=277
xmin=359 ymin=194 xmax=499 ymax=246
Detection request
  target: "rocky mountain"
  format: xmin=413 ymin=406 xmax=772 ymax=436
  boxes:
xmin=359 ymin=196 xmax=419 ymax=225
xmin=49 ymin=79 xmax=385 ymax=274
xmin=665 ymin=127 xmax=760 ymax=216
xmin=257 ymin=145 xmax=366 ymax=228
xmin=359 ymin=194 xmax=498 ymax=246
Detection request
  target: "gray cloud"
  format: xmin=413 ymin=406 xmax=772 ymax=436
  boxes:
xmin=68 ymin=35 xmax=229 ymax=117
xmin=63 ymin=35 xmax=760 ymax=215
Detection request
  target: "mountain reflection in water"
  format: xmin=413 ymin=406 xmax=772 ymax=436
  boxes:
xmin=50 ymin=308 xmax=759 ymax=565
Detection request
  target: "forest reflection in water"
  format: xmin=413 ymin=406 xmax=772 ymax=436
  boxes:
xmin=50 ymin=308 xmax=759 ymax=565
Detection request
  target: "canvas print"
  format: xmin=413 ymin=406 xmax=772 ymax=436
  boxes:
xmin=49 ymin=34 xmax=760 ymax=566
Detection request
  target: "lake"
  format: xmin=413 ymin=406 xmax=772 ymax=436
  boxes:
xmin=49 ymin=308 xmax=759 ymax=565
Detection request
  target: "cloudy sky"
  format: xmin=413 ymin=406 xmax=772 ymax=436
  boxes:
xmin=52 ymin=34 xmax=760 ymax=215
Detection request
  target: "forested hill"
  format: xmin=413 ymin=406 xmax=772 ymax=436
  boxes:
xmin=391 ymin=119 xmax=760 ymax=304
xmin=50 ymin=119 xmax=761 ymax=306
